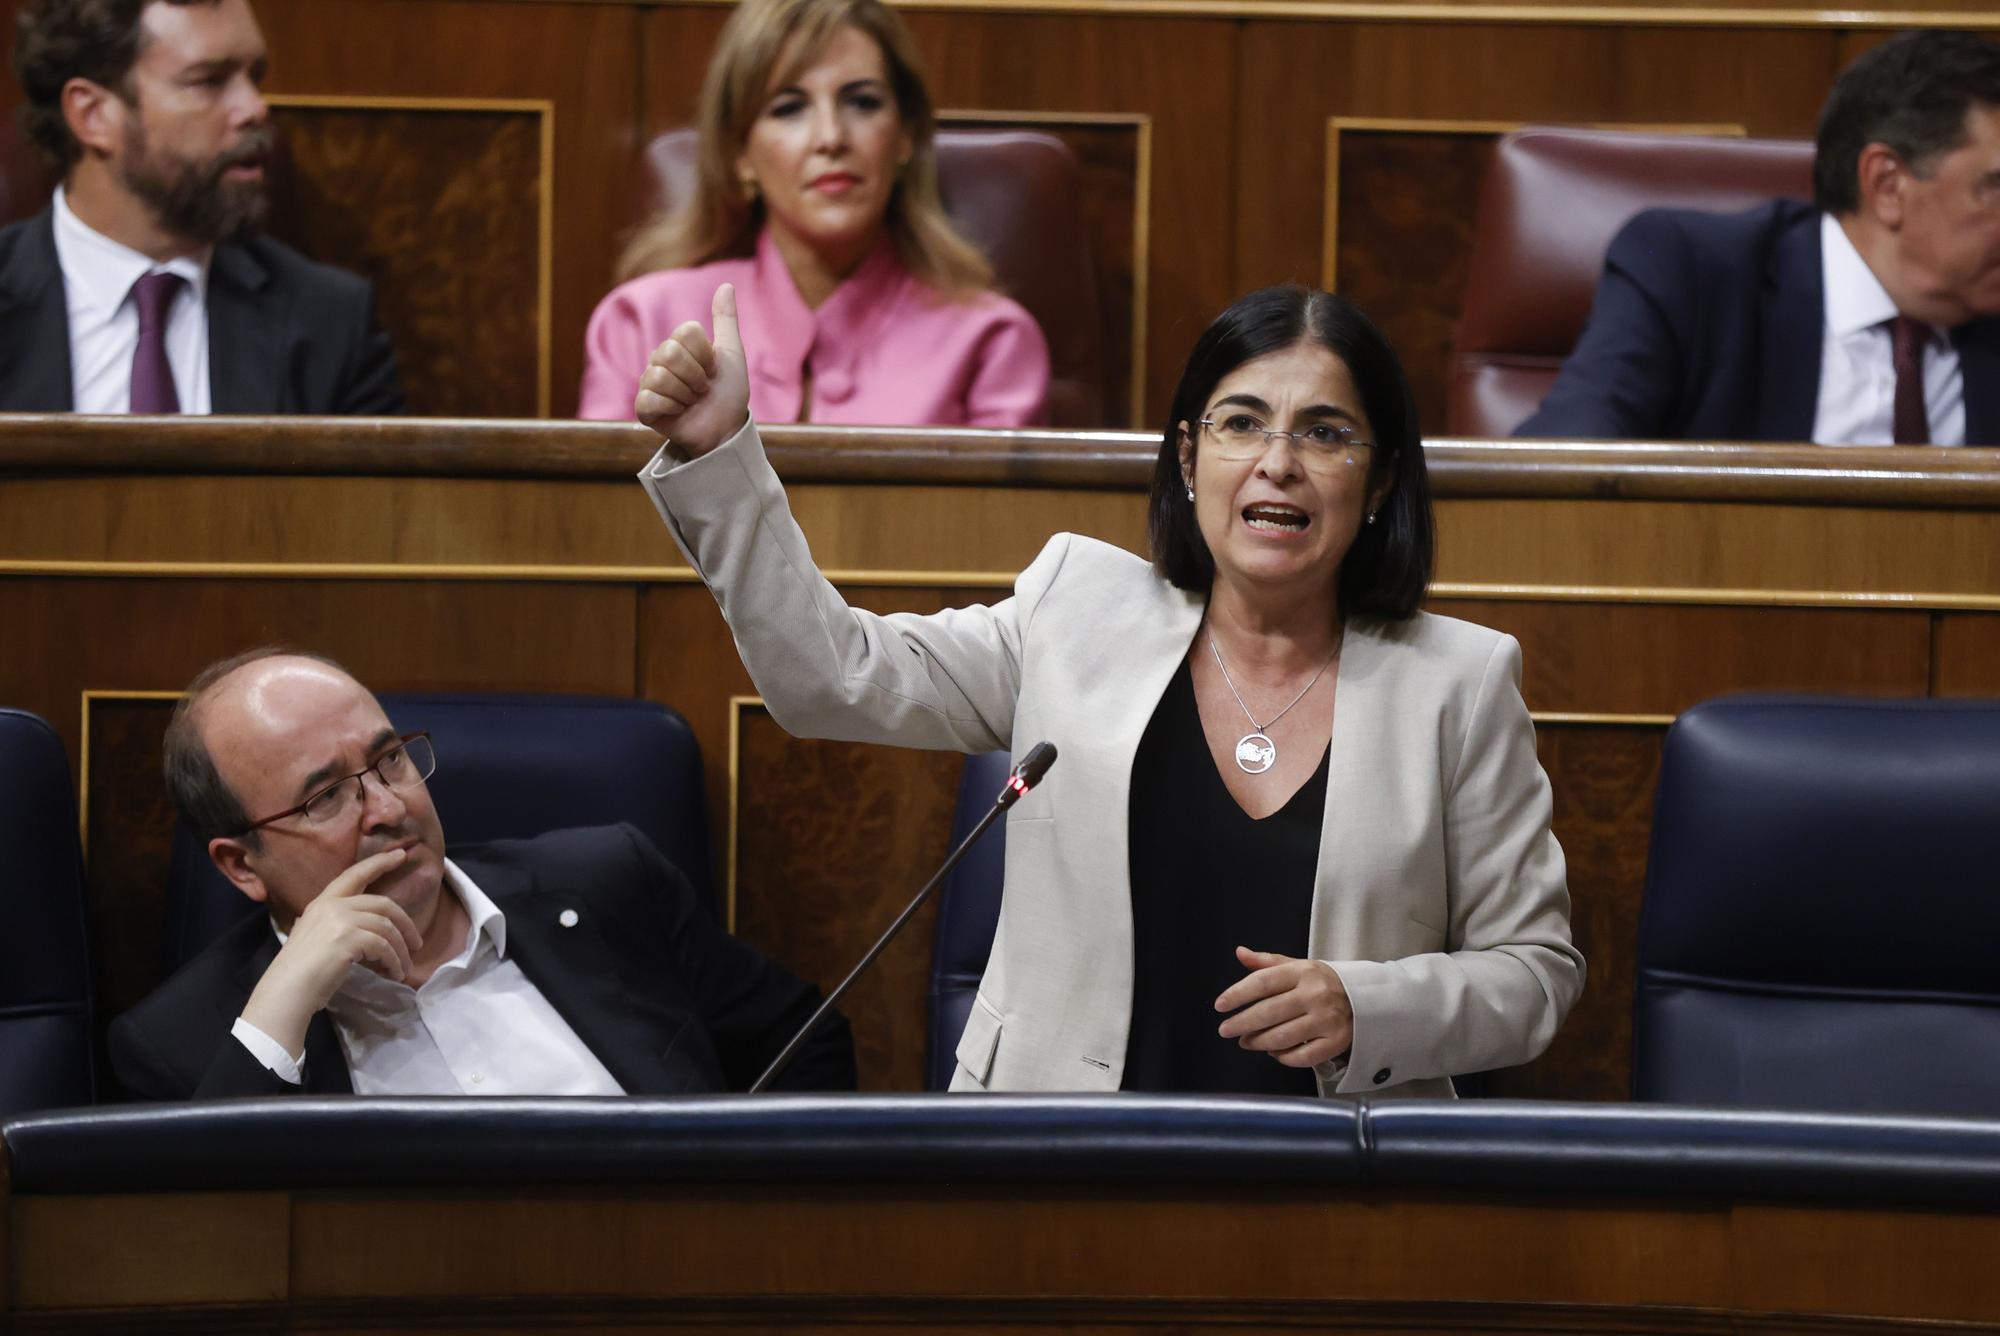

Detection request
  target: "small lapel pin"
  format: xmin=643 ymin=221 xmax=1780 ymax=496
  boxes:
xmin=558 ymin=909 xmax=579 ymax=928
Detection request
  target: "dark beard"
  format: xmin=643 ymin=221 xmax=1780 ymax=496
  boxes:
xmin=119 ymin=122 xmax=273 ymax=246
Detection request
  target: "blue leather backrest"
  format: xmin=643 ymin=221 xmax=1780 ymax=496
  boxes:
xmin=926 ymin=752 xmax=1013 ymax=1091
xmin=1635 ymin=695 xmax=2000 ymax=1116
xmin=163 ymin=694 xmax=714 ymax=970
xmin=0 ymin=709 xmax=95 ymax=1115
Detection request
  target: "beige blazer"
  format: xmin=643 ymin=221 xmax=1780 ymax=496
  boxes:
xmin=642 ymin=424 xmax=1584 ymax=1099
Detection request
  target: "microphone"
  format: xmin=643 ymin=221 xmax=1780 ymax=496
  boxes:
xmin=748 ymin=743 xmax=1058 ymax=1094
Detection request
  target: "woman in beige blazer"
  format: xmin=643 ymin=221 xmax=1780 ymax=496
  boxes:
xmin=635 ymin=283 xmax=1584 ymax=1099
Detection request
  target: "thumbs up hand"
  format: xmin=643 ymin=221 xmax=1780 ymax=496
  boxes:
xmin=636 ymin=283 xmax=750 ymax=458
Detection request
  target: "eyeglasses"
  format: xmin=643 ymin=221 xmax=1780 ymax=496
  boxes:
xmin=236 ymin=732 xmax=436 ymax=835
xmin=1200 ymin=414 xmax=1376 ymax=470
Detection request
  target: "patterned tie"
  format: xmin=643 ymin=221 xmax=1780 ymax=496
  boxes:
xmin=129 ymin=270 xmax=186 ymax=414
xmin=1889 ymin=315 xmax=1930 ymax=446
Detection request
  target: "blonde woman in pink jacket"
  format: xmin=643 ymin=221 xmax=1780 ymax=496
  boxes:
xmin=581 ymin=0 xmax=1049 ymax=427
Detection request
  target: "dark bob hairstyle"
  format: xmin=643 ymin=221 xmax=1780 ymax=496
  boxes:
xmin=1149 ymin=284 xmax=1435 ymax=621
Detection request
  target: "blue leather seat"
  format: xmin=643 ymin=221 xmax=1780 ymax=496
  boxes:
xmin=926 ymin=751 xmax=1013 ymax=1091
xmin=164 ymin=694 xmax=715 ymax=970
xmin=1635 ymin=694 xmax=2000 ymax=1116
xmin=0 ymin=709 xmax=95 ymax=1115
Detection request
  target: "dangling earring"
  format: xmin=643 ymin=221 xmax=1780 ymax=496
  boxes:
xmin=1185 ymin=483 xmax=1196 ymax=501
xmin=740 ymin=174 xmax=761 ymax=203
xmin=1366 ymin=510 xmax=1378 ymax=525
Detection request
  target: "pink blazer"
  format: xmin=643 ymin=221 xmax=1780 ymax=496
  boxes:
xmin=579 ymin=230 xmax=1050 ymax=427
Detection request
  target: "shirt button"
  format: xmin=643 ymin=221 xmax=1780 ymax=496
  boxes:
xmin=1372 ymin=1068 xmax=1392 ymax=1085
xmin=469 ymin=1072 xmax=484 ymax=1085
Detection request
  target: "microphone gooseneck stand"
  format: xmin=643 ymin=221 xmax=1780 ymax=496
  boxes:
xmin=747 ymin=742 xmax=1058 ymax=1094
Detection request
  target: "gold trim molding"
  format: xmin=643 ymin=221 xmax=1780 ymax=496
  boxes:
xmin=629 ymin=0 xmax=2000 ymax=27
xmin=266 ymin=94 xmax=558 ymax=418
xmin=1532 ymin=711 xmax=1677 ymax=727
xmin=20 ymin=560 xmax=2000 ymax=612
xmin=1323 ymin=118 xmax=1746 ymax=291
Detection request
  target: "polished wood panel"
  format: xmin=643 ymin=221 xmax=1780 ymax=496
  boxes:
xmin=1496 ymin=723 xmax=1662 ymax=1101
xmin=271 ymin=102 xmax=547 ymax=417
xmin=1933 ymin=615 xmax=2000 ymax=698
xmin=1435 ymin=600 xmax=1931 ymax=715
xmin=1433 ymin=496 xmax=2000 ymax=599
xmin=255 ymin=0 xmax=640 ymax=420
xmin=1330 ymin=127 xmax=1499 ymax=433
xmin=9 ymin=1175 xmax=2000 ymax=1330
xmin=10 ymin=1193 xmax=288 ymax=1309
xmin=82 ymin=697 xmax=180 ymax=1030
xmin=735 ymin=707 xmax=966 ymax=1090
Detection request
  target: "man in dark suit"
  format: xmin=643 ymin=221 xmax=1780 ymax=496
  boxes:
xmin=2 ymin=0 xmax=403 ymax=413
xmin=110 ymin=649 xmax=853 ymax=1098
xmin=1519 ymin=30 xmax=2000 ymax=445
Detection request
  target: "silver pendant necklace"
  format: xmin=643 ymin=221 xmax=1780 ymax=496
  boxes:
xmin=1206 ymin=632 xmax=1339 ymax=774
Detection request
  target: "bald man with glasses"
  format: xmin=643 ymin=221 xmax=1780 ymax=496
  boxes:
xmin=109 ymin=647 xmax=854 ymax=1100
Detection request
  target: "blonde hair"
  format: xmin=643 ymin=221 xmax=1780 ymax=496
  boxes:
xmin=616 ymin=0 xmax=994 ymax=299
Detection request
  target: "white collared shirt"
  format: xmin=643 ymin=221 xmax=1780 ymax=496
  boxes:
xmin=230 ymin=859 xmax=625 ymax=1095
xmin=1814 ymin=212 xmax=1964 ymax=446
xmin=49 ymin=186 xmax=212 ymax=415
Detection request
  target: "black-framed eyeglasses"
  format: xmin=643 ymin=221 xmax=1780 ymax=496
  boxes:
xmin=1200 ymin=414 xmax=1376 ymax=470
xmin=235 ymin=732 xmax=436 ymax=835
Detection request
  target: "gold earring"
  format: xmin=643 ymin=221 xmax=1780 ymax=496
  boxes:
xmin=740 ymin=175 xmax=761 ymax=203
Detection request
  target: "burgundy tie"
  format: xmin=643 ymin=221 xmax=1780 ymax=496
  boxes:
xmin=1889 ymin=315 xmax=1930 ymax=446
xmin=129 ymin=270 xmax=186 ymax=415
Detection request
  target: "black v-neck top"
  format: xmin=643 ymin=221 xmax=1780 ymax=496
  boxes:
xmin=1121 ymin=656 xmax=1326 ymax=1096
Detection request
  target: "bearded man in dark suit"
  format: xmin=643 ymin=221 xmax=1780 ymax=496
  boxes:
xmin=111 ymin=649 xmax=853 ymax=1098
xmin=2 ymin=0 xmax=403 ymax=414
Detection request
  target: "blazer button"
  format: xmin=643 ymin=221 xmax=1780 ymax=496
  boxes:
xmin=1372 ymin=1068 xmax=1392 ymax=1085
xmin=817 ymin=369 xmax=855 ymax=403
xmin=558 ymin=909 xmax=579 ymax=928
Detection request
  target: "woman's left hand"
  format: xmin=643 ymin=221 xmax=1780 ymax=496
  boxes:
xmin=1215 ymin=945 xmax=1354 ymax=1068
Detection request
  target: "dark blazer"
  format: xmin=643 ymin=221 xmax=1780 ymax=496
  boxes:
xmin=0 ymin=207 xmax=405 ymax=414
xmin=108 ymin=824 xmax=854 ymax=1099
xmin=1516 ymin=199 xmax=2000 ymax=444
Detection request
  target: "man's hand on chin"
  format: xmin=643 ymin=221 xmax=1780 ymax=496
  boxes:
xmin=238 ymin=847 xmax=422 ymax=1061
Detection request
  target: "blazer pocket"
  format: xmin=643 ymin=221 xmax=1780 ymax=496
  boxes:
xmin=954 ymin=991 xmax=1005 ymax=1087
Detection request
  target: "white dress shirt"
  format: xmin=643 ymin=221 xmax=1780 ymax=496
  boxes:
xmin=230 ymin=859 xmax=625 ymax=1095
xmin=49 ymin=186 xmax=212 ymax=415
xmin=1814 ymin=212 xmax=1964 ymax=446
